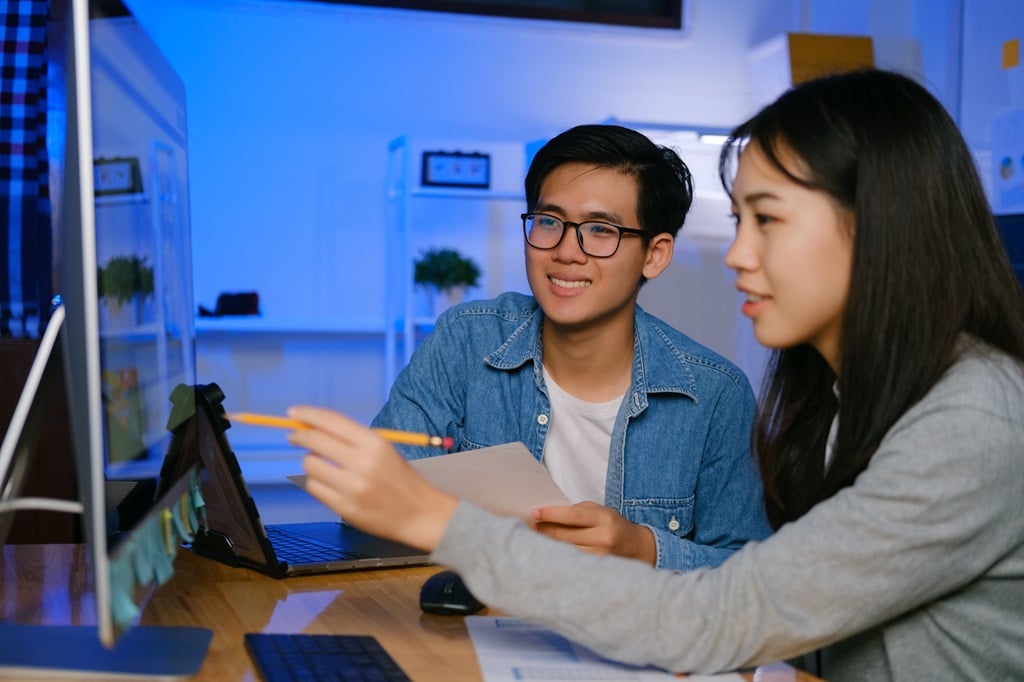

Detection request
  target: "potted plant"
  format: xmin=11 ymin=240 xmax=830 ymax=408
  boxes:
xmin=413 ymin=247 xmax=481 ymax=314
xmin=98 ymin=254 xmax=154 ymax=327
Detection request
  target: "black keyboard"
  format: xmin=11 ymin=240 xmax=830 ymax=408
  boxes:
xmin=245 ymin=633 xmax=413 ymax=682
xmin=265 ymin=526 xmax=367 ymax=564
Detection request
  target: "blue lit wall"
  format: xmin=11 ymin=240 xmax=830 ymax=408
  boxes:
xmin=119 ymin=0 xmax=931 ymax=322
xmin=119 ymin=0 xmax=1017 ymax=325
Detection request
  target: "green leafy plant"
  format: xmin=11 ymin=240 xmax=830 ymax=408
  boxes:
xmin=98 ymin=254 xmax=155 ymax=307
xmin=413 ymin=247 xmax=481 ymax=291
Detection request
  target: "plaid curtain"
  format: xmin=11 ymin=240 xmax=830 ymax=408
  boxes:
xmin=1 ymin=0 xmax=52 ymax=338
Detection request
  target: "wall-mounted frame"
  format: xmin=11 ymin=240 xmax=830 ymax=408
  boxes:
xmin=94 ymin=156 xmax=143 ymax=196
xmin=306 ymin=1 xmax=683 ymax=30
xmin=421 ymin=151 xmax=491 ymax=189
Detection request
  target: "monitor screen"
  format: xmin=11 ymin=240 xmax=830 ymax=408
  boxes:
xmin=61 ymin=0 xmax=202 ymax=651
xmin=87 ymin=0 xmax=196 ymax=479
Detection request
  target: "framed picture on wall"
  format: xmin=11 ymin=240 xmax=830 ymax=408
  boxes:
xmin=303 ymin=1 xmax=684 ymax=29
xmin=94 ymin=156 xmax=143 ymax=196
xmin=421 ymin=151 xmax=491 ymax=189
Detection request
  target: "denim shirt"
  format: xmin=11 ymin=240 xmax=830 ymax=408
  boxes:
xmin=372 ymin=291 xmax=771 ymax=570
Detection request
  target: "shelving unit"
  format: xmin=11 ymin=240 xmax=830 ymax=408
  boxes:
xmin=194 ymin=316 xmax=386 ymax=335
xmin=384 ymin=135 xmax=527 ymax=392
xmin=191 ymin=138 xmax=526 ymax=405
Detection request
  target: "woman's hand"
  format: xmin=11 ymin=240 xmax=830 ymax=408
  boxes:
xmin=532 ymin=502 xmax=657 ymax=565
xmin=287 ymin=405 xmax=458 ymax=552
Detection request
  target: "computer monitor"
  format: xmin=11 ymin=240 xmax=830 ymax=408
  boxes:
xmin=0 ymin=0 xmax=211 ymax=676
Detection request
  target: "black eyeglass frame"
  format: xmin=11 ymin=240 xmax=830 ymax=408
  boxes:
xmin=520 ymin=212 xmax=649 ymax=258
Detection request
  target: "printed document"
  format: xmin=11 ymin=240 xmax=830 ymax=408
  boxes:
xmin=465 ymin=616 xmax=746 ymax=681
xmin=289 ymin=441 xmax=570 ymax=520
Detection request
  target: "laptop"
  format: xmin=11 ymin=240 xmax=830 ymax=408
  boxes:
xmin=157 ymin=383 xmax=430 ymax=578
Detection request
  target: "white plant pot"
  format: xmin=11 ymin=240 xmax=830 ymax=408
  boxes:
xmin=432 ymin=285 xmax=467 ymax=317
xmin=100 ymin=295 xmax=141 ymax=330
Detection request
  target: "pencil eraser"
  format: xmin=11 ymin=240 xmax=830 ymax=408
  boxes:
xmin=442 ymin=436 xmax=454 ymax=450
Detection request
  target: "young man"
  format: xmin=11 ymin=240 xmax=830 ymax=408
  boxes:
xmin=372 ymin=124 xmax=770 ymax=570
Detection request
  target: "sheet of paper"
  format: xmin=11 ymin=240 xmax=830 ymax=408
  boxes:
xmin=465 ymin=616 xmax=745 ymax=681
xmin=288 ymin=442 xmax=570 ymax=520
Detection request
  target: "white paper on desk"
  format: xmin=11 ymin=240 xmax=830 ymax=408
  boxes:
xmin=287 ymin=442 xmax=570 ymax=520
xmin=465 ymin=616 xmax=745 ymax=681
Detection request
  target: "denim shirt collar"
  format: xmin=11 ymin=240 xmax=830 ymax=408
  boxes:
xmin=482 ymin=303 xmax=699 ymax=410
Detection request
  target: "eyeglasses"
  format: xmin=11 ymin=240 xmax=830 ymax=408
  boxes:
xmin=521 ymin=213 xmax=648 ymax=258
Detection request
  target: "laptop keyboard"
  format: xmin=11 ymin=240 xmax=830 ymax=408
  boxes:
xmin=245 ymin=633 xmax=412 ymax=682
xmin=265 ymin=526 xmax=368 ymax=564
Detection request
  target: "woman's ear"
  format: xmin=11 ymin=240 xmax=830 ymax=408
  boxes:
xmin=641 ymin=233 xmax=674 ymax=280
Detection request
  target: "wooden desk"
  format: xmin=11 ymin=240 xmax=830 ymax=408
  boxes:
xmin=0 ymin=544 xmax=822 ymax=681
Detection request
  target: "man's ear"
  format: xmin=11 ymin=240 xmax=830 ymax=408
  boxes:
xmin=641 ymin=233 xmax=674 ymax=280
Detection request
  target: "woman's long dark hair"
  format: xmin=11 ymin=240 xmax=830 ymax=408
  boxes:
xmin=720 ymin=69 xmax=1024 ymax=528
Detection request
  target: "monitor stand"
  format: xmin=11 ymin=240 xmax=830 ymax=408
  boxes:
xmin=0 ymin=623 xmax=212 ymax=679
xmin=0 ymin=305 xmax=212 ymax=677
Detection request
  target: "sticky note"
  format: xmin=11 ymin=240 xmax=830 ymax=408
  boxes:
xmin=1003 ymin=38 xmax=1020 ymax=69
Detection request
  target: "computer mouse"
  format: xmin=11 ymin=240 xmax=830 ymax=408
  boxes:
xmin=419 ymin=569 xmax=485 ymax=616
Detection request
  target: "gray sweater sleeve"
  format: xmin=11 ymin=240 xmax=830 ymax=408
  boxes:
xmin=430 ymin=348 xmax=1024 ymax=675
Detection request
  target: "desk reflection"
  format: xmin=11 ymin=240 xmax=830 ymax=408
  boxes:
xmin=1 ymin=545 xmax=819 ymax=681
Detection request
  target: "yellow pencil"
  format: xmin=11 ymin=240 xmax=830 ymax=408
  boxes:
xmin=226 ymin=412 xmax=454 ymax=449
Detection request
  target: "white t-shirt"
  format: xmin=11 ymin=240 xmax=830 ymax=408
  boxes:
xmin=540 ymin=367 xmax=624 ymax=504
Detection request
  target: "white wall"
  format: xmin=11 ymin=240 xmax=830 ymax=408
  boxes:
xmin=123 ymin=0 xmax=804 ymax=323
xmin=115 ymin=0 xmax=1000 ymax=476
xmin=961 ymin=1 xmax=1024 ymax=209
xmin=961 ymin=1 xmax=1024 ymax=149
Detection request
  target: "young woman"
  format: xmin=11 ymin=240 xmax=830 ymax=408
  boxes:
xmin=290 ymin=69 xmax=1024 ymax=681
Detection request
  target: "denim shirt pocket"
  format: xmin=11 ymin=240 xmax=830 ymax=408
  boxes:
xmin=458 ymin=433 xmax=491 ymax=450
xmin=622 ymin=497 xmax=695 ymax=539
xmin=458 ymin=425 xmax=505 ymax=450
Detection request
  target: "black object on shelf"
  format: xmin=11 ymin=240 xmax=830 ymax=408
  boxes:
xmin=198 ymin=292 xmax=260 ymax=317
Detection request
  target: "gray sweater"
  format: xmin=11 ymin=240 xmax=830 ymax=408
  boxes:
xmin=432 ymin=342 xmax=1024 ymax=681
